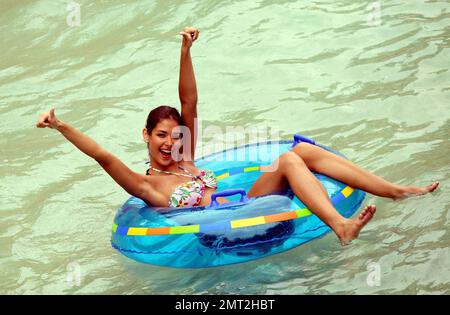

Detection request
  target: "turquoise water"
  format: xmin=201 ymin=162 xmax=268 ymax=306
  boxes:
xmin=1 ymin=0 xmax=449 ymax=294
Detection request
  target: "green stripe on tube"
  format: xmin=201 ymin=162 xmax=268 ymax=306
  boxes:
xmin=170 ymin=225 xmax=200 ymax=234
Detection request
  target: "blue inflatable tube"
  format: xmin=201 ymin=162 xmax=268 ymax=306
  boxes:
xmin=111 ymin=135 xmax=366 ymax=268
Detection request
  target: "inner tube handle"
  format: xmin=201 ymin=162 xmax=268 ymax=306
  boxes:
xmin=210 ymin=188 xmax=248 ymax=207
xmin=292 ymin=134 xmax=316 ymax=148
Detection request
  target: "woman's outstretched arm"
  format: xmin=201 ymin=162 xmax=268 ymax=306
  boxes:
xmin=178 ymin=26 xmax=200 ymax=162
xmin=36 ymin=109 xmax=155 ymax=202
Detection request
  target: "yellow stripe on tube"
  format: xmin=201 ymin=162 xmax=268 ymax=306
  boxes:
xmin=231 ymin=216 xmax=266 ymax=229
xmin=216 ymin=173 xmax=229 ymax=181
xmin=127 ymin=227 xmax=148 ymax=236
xmin=341 ymin=186 xmax=354 ymax=198
xmin=244 ymin=166 xmax=260 ymax=172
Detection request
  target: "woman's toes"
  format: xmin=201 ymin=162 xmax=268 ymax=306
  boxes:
xmin=357 ymin=205 xmax=376 ymax=225
xmin=359 ymin=206 xmax=369 ymax=219
xmin=428 ymin=181 xmax=439 ymax=192
xmin=396 ymin=182 xmax=440 ymax=201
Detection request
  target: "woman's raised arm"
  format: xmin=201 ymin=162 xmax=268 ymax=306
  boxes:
xmin=36 ymin=109 xmax=156 ymax=203
xmin=178 ymin=27 xmax=200 ymax=163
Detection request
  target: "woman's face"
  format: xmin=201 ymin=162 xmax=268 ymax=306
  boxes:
xmin=143 ymin=119 xmax=182 ymax=167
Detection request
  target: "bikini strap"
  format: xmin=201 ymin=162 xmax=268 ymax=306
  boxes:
xmin=148 ymin=165 xmax=197 ymax=180
xmin=179 ymin=165 xmax=217 ymax=189
xmin=177 ymin=165 xmax=202 ymax=181
xmin=147 ymin=164 xmax=213 ymax=188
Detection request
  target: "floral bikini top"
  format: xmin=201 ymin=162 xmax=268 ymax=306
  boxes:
xmin=146 ymin=165 xmax=218 ymax=208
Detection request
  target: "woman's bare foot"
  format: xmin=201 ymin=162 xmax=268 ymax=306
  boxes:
xmin=394 ymin=181 xmax=440 ymax=201
xmin=337 ymin=205 xmax=377 ymax=245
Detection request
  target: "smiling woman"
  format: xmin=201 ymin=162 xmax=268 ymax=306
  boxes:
xmin=36 ymin=26 xmax=439 ymax=249
xmin=142 ymin=106 xmax=184 ymax=165
xmin=110 ymin=135 xmax=368 ymax=268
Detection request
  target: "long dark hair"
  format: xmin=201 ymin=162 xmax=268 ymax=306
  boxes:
xmin=145 ymin=105 xmax=183 ymax=133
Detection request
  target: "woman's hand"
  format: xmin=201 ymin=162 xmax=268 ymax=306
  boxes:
xmin=179 ymin=26 xmax=199 ymax=49
xmin=36 ymin=108 xmax=62 ymax=130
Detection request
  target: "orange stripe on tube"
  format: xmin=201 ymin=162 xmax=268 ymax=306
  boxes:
xmin=146 ymin=227 xmax=171 ymax=235
xmin=264 ymin=211 xmax=297 ymax=223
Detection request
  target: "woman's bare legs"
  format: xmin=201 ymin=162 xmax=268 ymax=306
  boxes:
xmin=248 ymin=152 xmax=377 ymax=244
xmin=291 ymin=142 xmax=439 ymax=200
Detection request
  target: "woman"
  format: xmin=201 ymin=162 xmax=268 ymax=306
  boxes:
xmin=36 ymin=27 xmax=439 ymax=244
